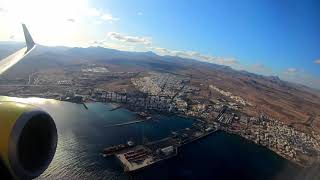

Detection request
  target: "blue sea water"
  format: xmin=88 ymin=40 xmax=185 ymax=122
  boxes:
xmin=0 ymin=97 xmax=300 ymax=180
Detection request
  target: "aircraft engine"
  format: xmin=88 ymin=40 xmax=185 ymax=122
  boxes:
xmin=0 ymin=102 xmax=57 ymax=179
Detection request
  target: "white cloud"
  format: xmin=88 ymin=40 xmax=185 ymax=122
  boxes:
xmin=287 ymin=68 xmax=297 ymax=72
xmin=214 ymin=57 xmax=239 ymax=66
xmin=0 ymin=8 xmax=8 ymax=13
xmin=86 ymin=7 xmax=101 ymax=17
xmin=101 ymin=14 xmax=120 ymax=22
xmin=0 ymin=8 xmax=8 ymax=17
xmin=284 ymin=68 xmax=298 ymax=75
xmin=281 ymin=69 xmax=320 ymax=89
xmin=67 ymin=18 xmax=75 ymax=22
xmin=249 ymin=64 xmax=273 ymax=75
xmin=153 ymin=47 xmax=171 ymax=54
xmin=251 ymin=64 xmax=269 ymax=71
xmin=108 ymin=32 xmax=152 ymax=45
xmin=85 ymin=8 xmax=119 ymax=23
xmin=137 ymin=12 xmax=143 ymax=16
xmin=94 ymin=20 xmax=102 ymax=25
xmin=314 ymin=59 xmax=320 ymax=64
xmin=152 ymin=47 xmax=238 ymax=66
xmin=91 ymin=40 xmax=136 ymax=51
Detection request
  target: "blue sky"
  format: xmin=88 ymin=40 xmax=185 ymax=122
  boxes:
xmin=0 ymin=0 xmax=319 ymax=89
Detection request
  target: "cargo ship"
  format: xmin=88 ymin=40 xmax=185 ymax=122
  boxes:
xmin=102 ymin=141 xmax=135 ymax=157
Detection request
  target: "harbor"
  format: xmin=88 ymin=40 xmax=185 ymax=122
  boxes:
xmin=0 ymin=97 xmax=301 ymax=179
xmin=102 ymin=121 xmax=219 ymax=172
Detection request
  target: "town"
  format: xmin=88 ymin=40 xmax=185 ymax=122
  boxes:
xmin=1 ymin=67 xmax=320 ymax=167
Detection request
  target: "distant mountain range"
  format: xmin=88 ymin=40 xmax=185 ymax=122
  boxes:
xmin=0 ymin=42 xmax=229 ymax=78
xmin=0 ymin=42 xmax=280 ymax=80
xmin=0 ymin=42 xmax=317 ymax=91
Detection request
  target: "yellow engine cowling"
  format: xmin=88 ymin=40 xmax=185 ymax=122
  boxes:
xmin=0 ymin=102 xmax=57 ymax=179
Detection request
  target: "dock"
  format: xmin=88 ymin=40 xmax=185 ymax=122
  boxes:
xmin=111 ymin=122 xmax=219 ymax=172
xmin=104 ymin=119 xmax=151 ymax=128
xmin=109 ymin=105 xmax=122 ymax=111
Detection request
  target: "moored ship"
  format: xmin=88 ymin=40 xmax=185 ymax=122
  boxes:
xmin=102 ymin=141 xmax=135 ymax=157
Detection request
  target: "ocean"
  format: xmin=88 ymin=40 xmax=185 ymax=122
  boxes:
xmin=0 ymin=97 xmax=300 ymax=180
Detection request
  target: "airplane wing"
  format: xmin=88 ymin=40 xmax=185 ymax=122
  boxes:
xmin=0 ymin=24 xmax=35 ymax=75
xmin=0 ymin=25 xmax=57 ymax=179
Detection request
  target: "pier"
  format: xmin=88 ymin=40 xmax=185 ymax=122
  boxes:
xmin=109 ymin=106 xmax=122 ymax=111
xmin=108 ymin=122 xmax=219 ymax=172
xmin=104 ymin=119 xmax=150 ymax=128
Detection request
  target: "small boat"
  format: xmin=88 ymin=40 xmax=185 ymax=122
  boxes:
xmin=127 ymin=140 xmax=135 ymax=147
xmin=137 ymin=112 xmax=148 ymax=117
